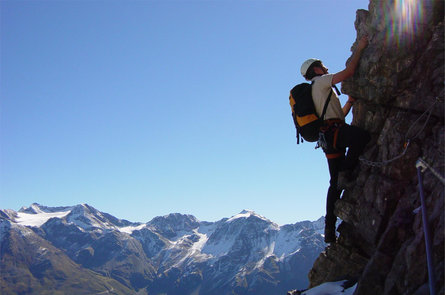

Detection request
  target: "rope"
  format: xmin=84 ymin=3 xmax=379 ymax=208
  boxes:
xmin=359 ymin=97 xmax=440 ymax=167
xmin=416 ymin=165 xmax=437 ymax=295
xmin=405 ymin=99 xmax=437 ymax=141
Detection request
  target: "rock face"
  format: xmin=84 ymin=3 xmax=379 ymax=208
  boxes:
xmin=308 ymin=1 xmax=444 ymax=295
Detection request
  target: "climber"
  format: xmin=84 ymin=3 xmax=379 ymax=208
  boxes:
xmin=300 ymin=36 xmax=371 ymax=243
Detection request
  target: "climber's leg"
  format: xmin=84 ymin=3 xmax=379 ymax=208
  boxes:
xmin=325 ymin=155 xmax=344 ymax=243
xmin=336 ymin=124 xmax=371 ymax=171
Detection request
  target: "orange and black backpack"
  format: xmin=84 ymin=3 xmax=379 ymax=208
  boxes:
xmin=289 ymin=82 xmax=332 ymax=143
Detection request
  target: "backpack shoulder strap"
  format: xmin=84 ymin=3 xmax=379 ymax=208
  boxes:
xmin=333 ymin=85 xmax=341 ymax=96
xmin=320 ymin=89 xmax=333 ymax=121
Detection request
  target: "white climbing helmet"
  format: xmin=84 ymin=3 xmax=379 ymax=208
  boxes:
xmin=300 ymin=58 xmax=321 ymax=77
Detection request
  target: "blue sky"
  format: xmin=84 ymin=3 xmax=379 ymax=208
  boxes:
xmin=1 ymin=0 xmax=369 ymax=225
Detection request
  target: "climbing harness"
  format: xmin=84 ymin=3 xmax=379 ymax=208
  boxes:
xmin=316 ymin=120 xmax=346 ymax=163
xmin=359 ymin=97 xmax=441 ymax=167
xmin=316 ymin=131 xmax=328 ymax=150
xmin=415 ymin=157 xmax=444 ymax=295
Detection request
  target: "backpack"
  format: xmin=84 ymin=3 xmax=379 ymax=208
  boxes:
xmin=289 ymin=82 xmax=333 ymax=143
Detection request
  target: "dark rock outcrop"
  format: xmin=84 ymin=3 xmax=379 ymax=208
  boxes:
xmin=308 ymin=1 xmax=444 ymax=295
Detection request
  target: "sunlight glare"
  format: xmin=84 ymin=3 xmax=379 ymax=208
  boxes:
xmin=386 ymin=0 xmax=424 ymax=47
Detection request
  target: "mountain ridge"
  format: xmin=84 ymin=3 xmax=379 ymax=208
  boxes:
xmin=1 ymin=203 xmax=326 ymax=295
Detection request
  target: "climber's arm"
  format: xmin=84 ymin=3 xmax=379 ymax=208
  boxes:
xmin=343 ymin=96 xmax=355 ymax=116
xmin=332 ymin=36 xmax=368 ymax=85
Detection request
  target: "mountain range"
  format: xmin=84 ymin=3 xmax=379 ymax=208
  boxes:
xmin=1 ymin=203 xmax=326 ymax=295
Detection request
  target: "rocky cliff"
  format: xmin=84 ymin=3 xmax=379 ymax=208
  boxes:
xmin=308 ymin=1 xmax=444 ymax=295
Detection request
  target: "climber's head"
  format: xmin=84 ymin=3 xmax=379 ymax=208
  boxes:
xmin=300 ymin=58 xmax=328 ymax=80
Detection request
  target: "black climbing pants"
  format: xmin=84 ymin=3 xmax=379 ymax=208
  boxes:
xmin=326 ymin=155 xmax=344 ymax=227
xmin=324 ymin=123 xmax=371 ymax=228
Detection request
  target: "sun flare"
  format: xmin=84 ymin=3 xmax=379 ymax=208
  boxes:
xmin=386 ymin=0 xmax=425 ymax=46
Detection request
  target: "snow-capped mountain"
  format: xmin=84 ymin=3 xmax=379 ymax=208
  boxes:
xmin=1 ymin=204 xmax=326 ymax=295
